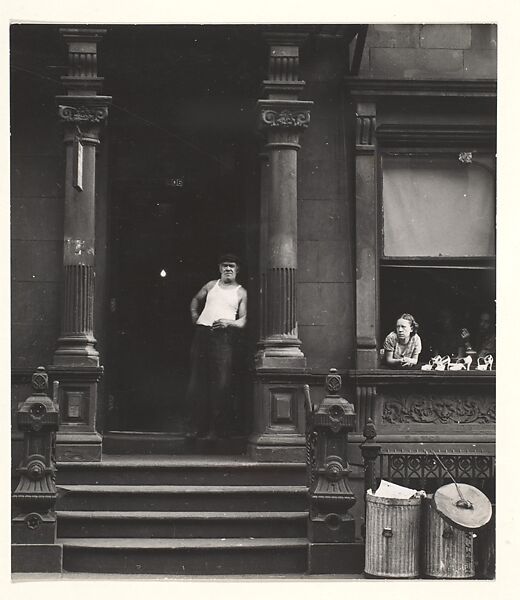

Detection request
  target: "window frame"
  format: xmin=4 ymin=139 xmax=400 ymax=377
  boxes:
xmin=378 ymin=148 xmax=496 ymax=264
xmin=351 ymin=109 xmax=497 ymax=371
xmin=375 ymin=125 xmax=496 ymax=367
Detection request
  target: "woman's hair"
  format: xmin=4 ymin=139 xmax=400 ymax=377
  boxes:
xmin=396 ymin=313 xmax=419 ymax=336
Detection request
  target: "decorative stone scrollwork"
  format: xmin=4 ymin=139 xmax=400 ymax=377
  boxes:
xmin=26 ymin=458 xmax=47 ymax=481
xmin=325 ymin=460 xmax=344 ymax=482
xmin=326 ymin=371 xmax=342 ymax=394
xmin=25 ymin=513 xmax=43 ymax=530
xmin=58 ymin=104 xmax=109 ymax=124
xmin=387 ymin=453 xmax=494 ymax=482
xmin=32 ymin=369 xmax=48 ymax=391
xmin=382 ymin=395 xmax=496 ymax=425
xmin=324 ymin=513 xmax=341 ymax=530
xmin=261 ymin=108 xmax=311 ymax=129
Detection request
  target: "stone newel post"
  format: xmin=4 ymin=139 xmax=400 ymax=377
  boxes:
xmin=12 ymin=367 xmax=62 ymax=572
xmin=51 ymin=28 xmax=111 ymax=461
xmin=249 ymin=33 xmax=313 ymax=462
xmin=305 ymin=369 xmax=364 ymax=574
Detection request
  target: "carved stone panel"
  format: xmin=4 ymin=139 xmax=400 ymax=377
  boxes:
xmin=376 ymin=385 xmax=495 ymax=431
xmin=60 ymin=385 xmax=90 ymax=425
xmin=382 ymin=393 xmax=495 ymax=425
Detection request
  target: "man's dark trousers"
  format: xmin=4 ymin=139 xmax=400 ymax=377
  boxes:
xmin=186 ymin=325 xmax=235 ymax=436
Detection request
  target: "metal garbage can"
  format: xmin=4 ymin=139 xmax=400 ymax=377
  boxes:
xmin=423 ymin=483 xmax=492 ymax=579
xmin=422 ymin=495 xmax=474 ymax=578
xmin=365 ymin=493 xmax=422 ymax=578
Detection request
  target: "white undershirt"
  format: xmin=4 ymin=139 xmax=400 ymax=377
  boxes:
xmin=196 ymin=281 xmax=242 ymax=326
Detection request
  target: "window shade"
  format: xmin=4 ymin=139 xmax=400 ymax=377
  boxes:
xmin=382 ymin=155 xmax=495 ymax=257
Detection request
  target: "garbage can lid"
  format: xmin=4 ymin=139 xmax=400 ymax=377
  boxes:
xmin=433 ymin=483 xmax=492 ymax=531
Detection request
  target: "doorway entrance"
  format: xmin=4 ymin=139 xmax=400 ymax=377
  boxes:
xmin=101 ymin=26 xmax=264 ymax=436
xmin=107 ymin=133 xmax=254 ymax=433
xmin=107 ymin=139 xmax=257 ymax=434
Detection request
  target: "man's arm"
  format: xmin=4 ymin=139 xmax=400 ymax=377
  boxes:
xmin=190 ymin=282 xmax=212 ymax=324
xmin=234 ymin=288 xmax=247 ymax=328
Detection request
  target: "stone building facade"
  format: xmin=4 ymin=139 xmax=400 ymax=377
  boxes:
xmin=11 ymin=23 xmax=496 ymax=576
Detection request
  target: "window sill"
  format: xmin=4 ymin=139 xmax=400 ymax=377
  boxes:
xmin=348 ymin=368 xmax=495 ymax=385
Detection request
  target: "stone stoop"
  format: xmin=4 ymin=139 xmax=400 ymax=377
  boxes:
xmin=54 ymin=454 xmax=311 ymax=575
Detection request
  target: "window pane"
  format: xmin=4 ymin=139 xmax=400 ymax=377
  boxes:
xmin=382 ymin=155 xmax=495 ymax=257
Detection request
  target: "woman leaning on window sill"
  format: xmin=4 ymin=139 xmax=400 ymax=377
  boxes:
xmin=383 ymin=313 xmax=422 ymax=369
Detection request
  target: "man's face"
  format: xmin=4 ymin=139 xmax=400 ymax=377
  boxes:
xmin=219 ymin=262 xmax=238 ymax=282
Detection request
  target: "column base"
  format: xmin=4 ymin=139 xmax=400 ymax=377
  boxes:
xmin=11 ymin=544 xmax=63 ymax=573
xmin=54 ymin=333 xmax=99 ymax=365
xmin=255 ymin=342 xmax=307 ymax=370
xmin=48 ymin=365 xmax=103 ymax=461
xmin=248 ymin=433 xmax=306 ymax=462
xmin=56 ymin=431 xmax=103 ymax=462
xmin=307 ymin=541 xmax=365 ymax=575
xmin=247 ymin=374 xmax=307 ymax=462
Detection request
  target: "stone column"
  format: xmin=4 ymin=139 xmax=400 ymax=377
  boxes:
xmin=51 ymin=28 xmax=111 ymax=461
xmin=248 ymin=33 xmax=312 ymax=461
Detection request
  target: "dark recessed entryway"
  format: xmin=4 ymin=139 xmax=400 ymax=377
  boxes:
xmin=102 ymin=26 xmax=263 ymax=435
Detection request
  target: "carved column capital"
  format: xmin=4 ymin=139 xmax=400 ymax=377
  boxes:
xmin=57 ymin=101 xmax=110 ymax=125
xmin=56 ymin=95 xmax=111 ymax=140
xmin=259 ymin=104 xmax=312 ymax=131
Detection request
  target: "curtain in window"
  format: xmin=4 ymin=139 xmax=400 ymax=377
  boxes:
xmin=382 ymin=155 xmax=495 ymax=257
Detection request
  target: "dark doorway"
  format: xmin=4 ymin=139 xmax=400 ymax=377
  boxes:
xmin=102 ymin=26 xmax=263 ymax=433
xmin=107 ymin=135 xmax=252 ymax=433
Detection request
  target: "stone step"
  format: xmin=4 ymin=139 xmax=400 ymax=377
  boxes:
xmin=59 ymin=537 xmax=309 ymax=575
xmin=56 ymin=485 xmax=309 ymax=512
xmin=57 ymin=510 xmax=308 ymax=539
xmin=102 ymin=432 xmax=247 ymax=455
xmin=56 ymin=454 xmax=307 ymax=486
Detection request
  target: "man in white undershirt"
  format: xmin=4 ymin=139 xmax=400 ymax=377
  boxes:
xmin=185 ymin=254 xmax=247 ymax=441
